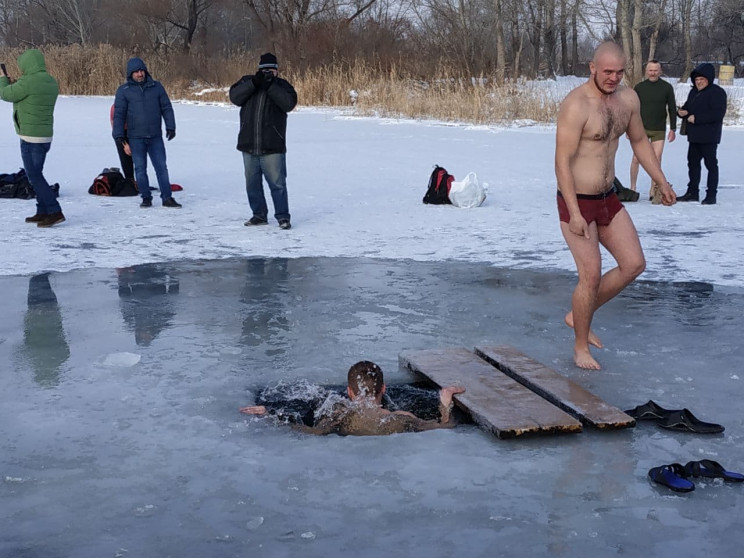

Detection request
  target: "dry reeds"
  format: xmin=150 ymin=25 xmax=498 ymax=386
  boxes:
xmin=290 ymin=62 xmax=565 ymax=124
xmin=0 ymin=45 xmax=577 ymax=124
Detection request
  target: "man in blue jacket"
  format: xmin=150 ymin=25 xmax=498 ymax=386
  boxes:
xmin=113 ymin=58 xmax=181 ymax=208
xmin=229 ymin=53 xmax=297 ymax=229
xmin=677 ymin=63 xmax=727 ymax=205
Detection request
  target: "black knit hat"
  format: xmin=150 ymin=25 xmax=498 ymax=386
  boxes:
xmin=258 ymin=53 xmax=278 ymax=70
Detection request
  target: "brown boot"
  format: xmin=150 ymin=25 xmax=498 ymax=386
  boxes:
xmin=37 ymin=212 xmax=66 ymax=228
xmin=25 ymin=213 xmax=46 ymax=223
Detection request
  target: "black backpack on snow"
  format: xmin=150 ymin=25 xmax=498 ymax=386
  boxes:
xmin=88 ymin=169 xmax=138 ymax=197
xmin=422 ymin=165 xmax=454 ymax=205
xmin=612 ymin=177 xmax=639 ymax=202
xmin=0 ymin=168 xmax=35 ymax=199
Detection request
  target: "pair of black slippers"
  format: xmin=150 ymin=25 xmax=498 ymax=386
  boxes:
xmin=648 ymin=460 xmax=744 ymax=493
xmin=624 ymin=400 xmax=724 ymax=434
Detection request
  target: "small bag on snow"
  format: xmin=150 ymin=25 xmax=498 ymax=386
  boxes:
xmin=0 ymin=168 xmax=35 ymax=199
xmin=423 ymin=165 xmax=454 ymax=205
xmin=449 ymin=172 xmax=486 ymax=208
xmin=88 ymin=169 xmax=138 ymax=197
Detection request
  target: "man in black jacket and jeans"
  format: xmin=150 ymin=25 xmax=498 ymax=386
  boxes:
xmin=229 ymin=53 xmax=298 ymax=229
xmin=677 ymin=63 xmax=727 ymax=205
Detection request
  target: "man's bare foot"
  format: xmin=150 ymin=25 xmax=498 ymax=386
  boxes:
xmin=564 ymin=312 xmax=603 ymax=348
xmin=239 ymin=405 xmax=267 ymax=415
xmin=574 ymin=348 xmax=601 ymax=370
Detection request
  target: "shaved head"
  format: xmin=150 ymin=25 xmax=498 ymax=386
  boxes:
xmin=593 ymin=42 xmax=626 ymax=64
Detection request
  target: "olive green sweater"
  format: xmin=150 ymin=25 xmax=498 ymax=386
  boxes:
xmin=0 ymin=49 xmax=59 ymax=138
xmin=634 ymin=78 xmax=677 ymax=132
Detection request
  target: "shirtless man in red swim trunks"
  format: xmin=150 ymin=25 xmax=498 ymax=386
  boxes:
xmin=555 ymin=42 xmax=676 ymax=370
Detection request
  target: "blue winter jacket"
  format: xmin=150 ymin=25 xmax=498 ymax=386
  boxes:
xmin=680 ymin=63 xmax=727 ymax=145
xmin=112 ymin=58 xmax=175 ymax=140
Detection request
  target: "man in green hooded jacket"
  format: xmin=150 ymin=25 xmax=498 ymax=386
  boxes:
xmin=0 ymin=49 xmax=62 ymax=227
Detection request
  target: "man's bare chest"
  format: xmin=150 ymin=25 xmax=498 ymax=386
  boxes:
xmin=583 ymin=102 xmax=631 ymax=143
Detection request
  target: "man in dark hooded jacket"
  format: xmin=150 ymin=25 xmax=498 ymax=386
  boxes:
xmin=113 ymin=57 xmax=181 ymax=208
xmin=229 ymin=53 xmax=297 ymax=229
xmin=677 ymin=63 xmax=727 ymax=205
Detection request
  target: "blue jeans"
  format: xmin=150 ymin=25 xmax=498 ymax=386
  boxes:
xmin=21 ymin=140 xmax=60 ymax=215
xmin=129 ymin=137 xmax=172 ymax=201
xmin=242 ymin=152 xmax=290 ymax=222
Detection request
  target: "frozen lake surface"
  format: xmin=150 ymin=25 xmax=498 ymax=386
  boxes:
xmin=2 ymin=256 xmax=742 ymax=557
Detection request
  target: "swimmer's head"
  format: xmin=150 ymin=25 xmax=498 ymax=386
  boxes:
xmin=347 ymin=361 xmax=385 ymax=401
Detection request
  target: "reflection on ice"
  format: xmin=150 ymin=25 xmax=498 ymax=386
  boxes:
xmin=117 ymin=265 xmax=179 ymax=346
xmin=1 ymin=256 xmax=743 ymax=557
xmin=22 ymin=273 xmax=69 ymax=387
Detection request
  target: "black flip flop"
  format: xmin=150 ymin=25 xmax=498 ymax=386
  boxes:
xmin=624 ymin=400 xmax=673 ymax=420
xmin=684 ymin=460 xmax=744 ymax=482
xmin=648 ymin=463 xmax=695 ymax=493
xmin=657 ymin=409 xmax=725 ymax=434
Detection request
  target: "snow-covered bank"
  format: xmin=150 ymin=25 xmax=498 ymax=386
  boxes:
xmin=1 ymin=95 xmax=742 ymax=287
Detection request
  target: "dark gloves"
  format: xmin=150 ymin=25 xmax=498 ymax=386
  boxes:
xmin=166 ymin=129 xmax=175 ymax=141
xmin=252 ymin=70 xmax=274 ymax=89
xmin=252 ymin=71 xmax=265 ymax=89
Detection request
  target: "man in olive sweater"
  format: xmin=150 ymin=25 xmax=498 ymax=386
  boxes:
xmin=630 ymin=60 xmax=677 ymax=200
xmin=0 ymin=49 xmax=62 ymax=227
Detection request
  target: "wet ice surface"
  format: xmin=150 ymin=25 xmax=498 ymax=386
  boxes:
xmin=1 ymin=257 xmax=742 ymax=558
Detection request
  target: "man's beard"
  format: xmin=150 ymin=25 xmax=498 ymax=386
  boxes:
xmin=593 ymin=74 xmax=615 ymax=96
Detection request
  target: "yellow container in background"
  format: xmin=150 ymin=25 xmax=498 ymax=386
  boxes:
xmin=718 ymin=65 xmax=734 ymax=85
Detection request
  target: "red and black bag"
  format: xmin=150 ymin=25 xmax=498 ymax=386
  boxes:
xmin=88 ymin=169 xmax=138 ymax=197
xmin=422 ymin=165 xmax=454 ymax=205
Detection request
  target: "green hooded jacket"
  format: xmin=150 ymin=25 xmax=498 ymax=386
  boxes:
xmin=0 ymin=49 xmax=59 ymax=138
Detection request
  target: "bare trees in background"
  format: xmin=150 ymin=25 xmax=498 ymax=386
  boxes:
xmin=0 ymin=0 xmax=102 ymax=46
xmin=0 ymin=0 xmax=742 ymax=79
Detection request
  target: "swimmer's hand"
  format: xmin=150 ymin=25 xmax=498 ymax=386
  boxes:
xmin=239 ymin=405 xmax=267 ymax=416
xmin=440 ymin=385 xmax=466 ymax=405
xmin=439 ymin=385 xmax=465 ymax=423
xmin=660 ymin=182 xmax=676 ymax=206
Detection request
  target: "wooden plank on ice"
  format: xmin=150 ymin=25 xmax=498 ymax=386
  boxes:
xmin=474 ymin=345 xmax=635 ymax=430
xmin=399 ymin=347 xmax=582 ymax=439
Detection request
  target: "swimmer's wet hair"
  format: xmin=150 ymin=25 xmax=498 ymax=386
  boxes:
xmin=347 ymin=361 xmax=384 ymax=398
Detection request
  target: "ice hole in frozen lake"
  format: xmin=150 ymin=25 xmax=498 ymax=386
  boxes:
xmin=250 ymin=379 xmax=446 ymax=426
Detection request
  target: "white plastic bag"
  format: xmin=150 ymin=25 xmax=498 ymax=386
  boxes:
xmin=449 ymin=172 xmax=486 ymax=208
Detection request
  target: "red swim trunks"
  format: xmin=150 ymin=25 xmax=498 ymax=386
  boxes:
xmin=557 ymin=190 xmax=624 ymax=226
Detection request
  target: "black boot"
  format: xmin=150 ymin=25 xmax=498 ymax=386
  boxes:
xmin=701 ymin=193 xmax=717 ymax=205
xmin=677 ymin=189 xmax=699 ymax=202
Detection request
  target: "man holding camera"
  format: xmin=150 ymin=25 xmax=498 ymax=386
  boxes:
xmin=0 ymin=49 xmax=62 ymax=227
xmin=229 ymin=53 xmax=297 ymax=229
